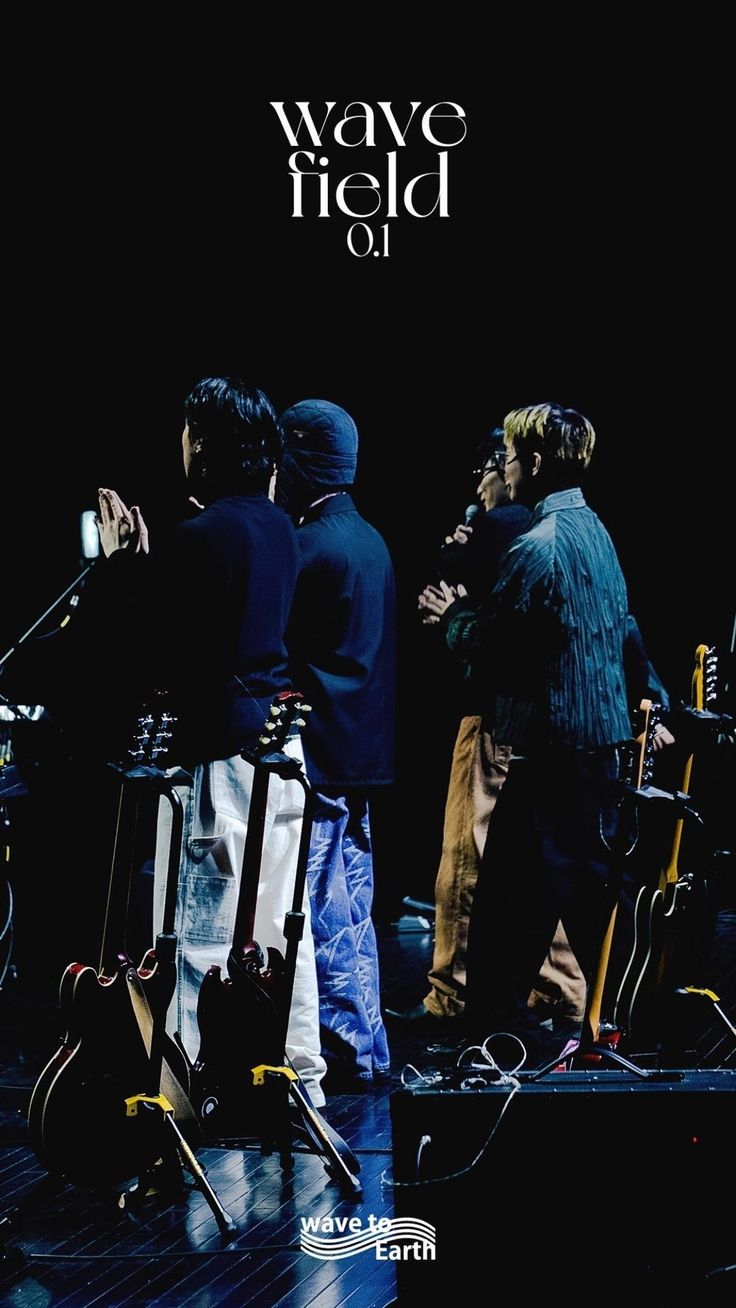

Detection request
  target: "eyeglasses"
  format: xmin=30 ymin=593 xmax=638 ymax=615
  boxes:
xmin=473 ymin=457 xmax=505 ymax=479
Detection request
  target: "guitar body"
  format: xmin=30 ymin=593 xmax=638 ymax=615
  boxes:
xmin=28 ymin=708 xmax=206 ymax=1189
xmin=615 ymin=881 xmax=660 ymax=1035
xmin=192 ymin=944 xmax=287 ymax=1135
xmin=615 ymin=645 xmax=718 ymax=1045
xmin=29 ymin=954 xmax=196 ymax=1186
xmin=618 ymin=871 xmax=714 ymax=1043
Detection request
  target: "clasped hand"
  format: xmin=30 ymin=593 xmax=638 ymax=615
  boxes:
xmin=417 ymin=579 xmax=467 ymax=625
xmin=96 ymin=488 xmax=150 ymax=557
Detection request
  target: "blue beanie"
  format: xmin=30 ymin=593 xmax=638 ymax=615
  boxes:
xmin=277 ymin=399 xmax=358 ymax=513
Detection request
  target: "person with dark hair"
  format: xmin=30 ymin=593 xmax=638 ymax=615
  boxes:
xmin=92 ymin=377 xmax=326 ymax=1105
xmin=421 ymin=402 xmax=633 ymax=1065
xmin=276 ymin=399 xmax=395 ymax=1092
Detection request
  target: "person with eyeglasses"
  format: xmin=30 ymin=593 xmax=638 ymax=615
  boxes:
xmin=437 ymin=441 xmax=590 ymax=1032
xmin=420 ymin=403 xmax=638 ymax=1067
xmin=387 ymin=430 xmax=550 ymax=1033
xmin=392 ymin=431 xmax=587 ymax=1036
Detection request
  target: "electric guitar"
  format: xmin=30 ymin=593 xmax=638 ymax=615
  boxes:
xmin=28 ymin=698 xmax=198 ymax=1186
xmin=192 ymin=691 xmax=308 ymax=1132
xmin=614 ymin=645 xmax=717 ymax=1041
xmin=581 ymin=698 xmax=661 ymax=1047
xmin=190 ymin=692 xmax=361 ymax=1191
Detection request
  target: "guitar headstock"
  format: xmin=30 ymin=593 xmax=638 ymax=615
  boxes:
xmin=633 ymin=697 xmax=663 ymax=789
xmin=256 ymin=690 xmax=311 ymax=758
xmin=692 ymin=644 xmax=717 ymax=712
xmin=127 ymin=691 xmax=176 ymax=767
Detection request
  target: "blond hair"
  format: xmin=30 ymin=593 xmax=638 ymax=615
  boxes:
xmin=503 ymin=403 xmax=596 ymax=471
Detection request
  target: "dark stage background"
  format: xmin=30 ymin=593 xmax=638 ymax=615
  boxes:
xmin=2 ymin=42 xmax=731 ymax=975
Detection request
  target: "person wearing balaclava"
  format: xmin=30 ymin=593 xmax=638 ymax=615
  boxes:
xmin=277 ymin=399 xmax=395 ymax=1091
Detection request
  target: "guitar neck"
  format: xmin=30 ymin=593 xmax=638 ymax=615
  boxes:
xmin=231 ymin=764 xmax=270 ymax=953
xmin=659 ymin=644 xmax=713 ymax=891
xmin=584 ymin=904 xmax=618 ymax=1044
xmin=229 ymin=690 xmax=307 ymax=954
xmin=659 ymin=754 xmax=693 ymax=891
xmin=98 ymin=779 xmax=140 ymax=974
xmin=584 ymin=699 xmax=658 ymax=1042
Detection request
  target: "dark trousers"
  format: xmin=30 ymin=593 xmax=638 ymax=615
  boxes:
xmin=464 ymin=747 xmax=621 ymax=1038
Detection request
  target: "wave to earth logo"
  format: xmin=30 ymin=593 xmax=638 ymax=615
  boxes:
xmin=300 ymin=1214 xmax=436 ymax=1261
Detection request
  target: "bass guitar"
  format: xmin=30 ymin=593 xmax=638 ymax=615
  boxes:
xmin=28 ymin=699 xmax=198 ymax=1186
xmin=614 ymin=645 xmax=717 ymax=1042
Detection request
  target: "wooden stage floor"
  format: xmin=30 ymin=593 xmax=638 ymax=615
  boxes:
xmin=1 ymin=912 xmax=734 ymax=1306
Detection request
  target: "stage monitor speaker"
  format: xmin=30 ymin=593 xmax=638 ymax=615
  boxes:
xmin=390 ymin=1069 xmax=735 ymax=1302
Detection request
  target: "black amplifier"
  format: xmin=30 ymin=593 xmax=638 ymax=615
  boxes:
xmin=390 ymin=1069 xmax=735 ymax=1303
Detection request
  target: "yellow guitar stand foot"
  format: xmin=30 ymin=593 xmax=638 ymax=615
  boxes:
xmin=679 ymin=987 xmax=736 ymax=1037
xmin=122 ymin=1093 xmax=237 ymax=1236
xmin=662 ymin=986 xmax=736 ymax=1066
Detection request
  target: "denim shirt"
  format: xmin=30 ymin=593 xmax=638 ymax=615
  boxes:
xmin=444 ymin=488 xmax=631 ymax=753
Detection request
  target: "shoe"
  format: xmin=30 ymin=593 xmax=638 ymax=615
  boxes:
xmin=384 ymin=1002 xmax=435 ymax=1023
xmin=385 ymin=1004 xmax=461 ymax=1037
xmin=466 ymin=1023 xmax=581 ymax=1073
xmin=385 ymin=1006 xmax=465 ymax=1058
xmin=523 ymin=1025 xmax=581 ymax=1071
xmin=389 ymin=914 xmax=433 ymax=933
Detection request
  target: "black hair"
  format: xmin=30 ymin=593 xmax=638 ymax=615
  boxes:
xmin=184 ymin=377 xmax=282 ymax=491
xmin=474 ymin=426 xmax=505 ymax=469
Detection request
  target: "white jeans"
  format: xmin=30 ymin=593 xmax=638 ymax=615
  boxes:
xmin=154 ymin=740 xmax=326 ymax=1106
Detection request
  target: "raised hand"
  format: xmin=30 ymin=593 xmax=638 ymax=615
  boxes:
xmin=97 ymin=488 xmax=150 ymax=557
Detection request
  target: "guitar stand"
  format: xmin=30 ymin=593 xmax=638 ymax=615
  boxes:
xmin=531 ymin=738 xmax=669 ymax=1086
xmin=677 ymin=986 xmax=736 ymax=1042
xmin=529 ymin=1036 xmax=654 ymax=1082
xmin=119 ymin=771 xmax=237 ymax=1236
xmin=251 ymin=1063 xmax=362 ymax=1197
xmin=253 ymin=757 xmax=361 ymax=1198
xmin=119 ymin=1094 xmax=237 ymax=1235
xmin=195 ymin=743 xmax=362 ymax=1199
xmin=657 ymin=986 xmax=736 ymax=1068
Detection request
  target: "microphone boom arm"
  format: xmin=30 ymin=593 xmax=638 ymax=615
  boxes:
xmin=0 ymin=563 xmax=96 ymax=673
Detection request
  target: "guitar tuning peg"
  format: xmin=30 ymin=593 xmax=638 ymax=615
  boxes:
xmin=269 ymin=705 xmax=283 ymax=718
xmin=294 ymin=717 xmax=306 ymax=728
xmin=258 ymin=733 xmax=271 ymax=746
xmin=300 ymin=703 xmax=313 ymax=713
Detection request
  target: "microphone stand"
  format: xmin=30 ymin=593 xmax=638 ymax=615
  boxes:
xmin=0 ymin=563 xmax=96 ymax=674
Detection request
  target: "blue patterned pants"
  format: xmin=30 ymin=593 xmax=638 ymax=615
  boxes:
xmin=308 ymin=790 xmax=390 ymax=1080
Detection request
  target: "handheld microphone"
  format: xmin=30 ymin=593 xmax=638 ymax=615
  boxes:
xmin=442 ymin=503 xmax=481 ymax=551
xmin=80 ymin=510 xmax=100 ymax=561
